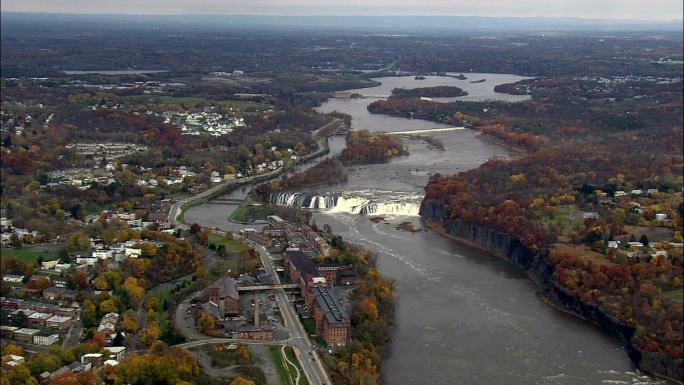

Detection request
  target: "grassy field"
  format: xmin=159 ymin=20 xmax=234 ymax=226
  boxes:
xmin=214 ymin=100 xmax=269 ymax=114
xmin=283 ymin=346 xmax=310 ymax=385
xmin=230 ymin=204 xmax=277 ymax=223
xmin=154 ymin=286 xmax=174 ymax=336
xmin=208 ymin=234 xmax=248 ymax=253
xmin=538 ymin=205 xmax=583 ymax=238
xmin=664 ymin=289 xmax=683 ymax=301
xmin=155 ymin=96 xmax=207 ymax=104
xmin=1 ymin=246 xmax=59 ymax=264
xmin=268 ymin=346 xmax=292 ymax=385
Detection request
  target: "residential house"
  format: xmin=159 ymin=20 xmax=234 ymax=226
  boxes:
xmin=13 ymin=328 xmax=40 ymax=343
xmin=33 ymin=332 xmax=59 ymax=346
xmin=2 ymin=275 xmax=24 ymax=283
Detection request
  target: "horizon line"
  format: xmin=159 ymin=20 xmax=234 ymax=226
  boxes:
xmin=1 ymin=11 xmax=682 ymax=23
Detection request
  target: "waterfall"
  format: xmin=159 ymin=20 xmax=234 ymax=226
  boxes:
xmin=268 ymin=190 xmax=421 ymax=216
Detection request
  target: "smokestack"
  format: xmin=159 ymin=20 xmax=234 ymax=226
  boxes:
xmin=254 ymin=299 xmax=260 ymax=326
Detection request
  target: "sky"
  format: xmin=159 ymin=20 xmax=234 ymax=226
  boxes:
xmin=2 ymin=0 xmax=683 ymax=20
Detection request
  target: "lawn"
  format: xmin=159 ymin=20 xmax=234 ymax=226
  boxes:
xmin=283 ymin=346 xmax=310 ymax=385
xmin=230 ymin=204 xmax=276 ymax=223
xmin=268 ymin=346 xmax=292 ymax=385
xmin=1 ymin=246 xmax=59 ymax=264
xmin=155 ymin=96 xmax=207 ymax=104
xmin=664 ymin=289 xmax=683 ymax=301
xmin=537 ymin=205 xmax=583 ymax=239
xmin=154 ymin=286 xmax=174 ymax=336
xmin=208 ymin=234 xmax=248 ymax=253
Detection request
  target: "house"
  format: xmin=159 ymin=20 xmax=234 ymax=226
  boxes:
xmin=582 ymin=212 xmax=599 ymax=220
xmin=4 ymin=355 xmax=24 ymax=369
xmin=124 ymin=247 xmax=142 ymax=258
xmin=43 ymin=287 xmax=66 ymax=301
xmin=205 ymin=277 xmax=240 ymax=316
xmin=76 ymin=256 xmax=98 ymax=265
xmin=607 ymin=241 xmax=619 ymax=249
xmin=614 ymin=191 xmax=626 ymax=197
xmin=628 ymin=242 xmax=644 ymax=248
xmin=27 ymin=312 xmax=52 ymax=328
xmin=41 ymin=260 xmax=59 ymax=270
xmin=2 ymin=274 xmax=24 ymax=283
xmin=33 ymin=332 xmax=59 ymax=346
xmin=242 ymin=231 xmax=273 ymax=247
xmin=13 ymin=328 xmax=40 ymax=343
xmin=655 ymin=213 xmax=667 ymax=221
xmin=92 ymin=250 xmax=113 ymax=260
xmin=81 ymin=353 xmax=104 ymax=367
xmin=53 ymin=361 xmax=91 ymax=377
xmin=0 ymin=217 xmax=12 ymax=229
xmin=104 ymin=346 xmax=127 ymax=361
xmin=200 ymin=301 xmax=220 ymax=323
xmin=46 ymin=315 xmax=73 ymax=330
xmin=630 ymin=189 xmax=643 ymax=196
xmin=0 ymin=325 xmax=19 ymax=338
xmin=52 ymin=277 xmax=68 ymax=289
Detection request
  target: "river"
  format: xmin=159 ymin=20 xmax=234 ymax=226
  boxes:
xmin=186 ymin=74 xmax=665 ymax=385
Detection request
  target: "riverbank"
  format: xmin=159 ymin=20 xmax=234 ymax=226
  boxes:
xmin=420 ymin=211 xmax=682 ymax=384
xmin=170 ymin=118 xmax=341 ymax=226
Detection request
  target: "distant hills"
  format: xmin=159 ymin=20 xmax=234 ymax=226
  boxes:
xmin=1 ymin=12 xmax=682 ymax=33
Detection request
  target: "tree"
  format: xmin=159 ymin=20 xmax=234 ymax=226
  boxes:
xmin=2 ymin=344 xmax=25 ymax=357
xmin=639 ymin=234 xmax=650 ymax=247
xmin=230 ymin=378 xmax=255 ymax=385
xmin=66 ymin=231 xmax=91 ymax=251
xmin=189 ymin=223 xmax=201 ymax=235
xmin=10 ymin=233 xmax=22 ymax=248
xmin=123 ymin=277 xmax=145 ymax=307
xmin=146 ymin=297 xmax=160 ymax=312
xmin=121 ymin=312 xmax=140 ymax=333
xmin=99 ymin=299 xmax=118 ymax=314
xmin=197 ymin=314 xmax=215 ymax=335
xmin=139 ymin=322 xmax=161 ymax=348
xmin=236 ymin=344 xmax=252 ymax=364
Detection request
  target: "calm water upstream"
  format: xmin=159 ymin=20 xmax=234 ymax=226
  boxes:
xmin=187 ymin=74 xmax=666 ymax=385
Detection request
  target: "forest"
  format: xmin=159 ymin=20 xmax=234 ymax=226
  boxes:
xmin=415 ymin=73 xmax=684 ymax=379
xmin=390 ymin=85 xmax=467 ymax=98
xmin=339 ymin=130 xmax=409 ymax=165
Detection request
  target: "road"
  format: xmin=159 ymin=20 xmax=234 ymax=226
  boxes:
xmin=62 ymin=308 xmax=83 ymax=348
xmin=168 ymin=118 xmax=343 ymax=227
xmin=247 ymin=241 xmax=332 ymax=385
xmin=131 ymin=272 xmax=196 ymax=349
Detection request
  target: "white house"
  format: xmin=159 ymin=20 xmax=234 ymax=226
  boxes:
xmin=41 ymin=260 xmax=58 ymax=270
xmin=2 ymin=274 xmax=24 ymax=283
xmin=76 ymin=256 xmax=98 ymax=266
xmin=655 ymin=213 xmax=667 ymax=221
xmin=92 ymin=250 xmax=113 ymax=260
xmin=33 ymin=332 xmax=59 ymax=346
xmin=124 ymin=247 xmax=141 ymax=258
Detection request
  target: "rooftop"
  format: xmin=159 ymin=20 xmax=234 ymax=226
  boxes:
xmin=313 ymin=286 xmax=349 ymax=326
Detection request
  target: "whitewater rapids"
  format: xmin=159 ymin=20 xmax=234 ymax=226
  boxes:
xmin=268 ymin=189 xmax=422 ymax=216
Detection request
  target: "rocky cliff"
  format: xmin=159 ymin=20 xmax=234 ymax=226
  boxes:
xmin=420 ymin=197 xmax=683 ymax=383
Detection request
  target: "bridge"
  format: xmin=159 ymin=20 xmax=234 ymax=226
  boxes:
xmin=211 ymin=198 xmax=245 ymax=205
xmin=237 ymin=283 xmax=299 ymax=291
xmin=378 ymin=126 xmax=467 ymax=135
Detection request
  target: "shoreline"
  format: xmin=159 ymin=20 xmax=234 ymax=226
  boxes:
xmin=421 ymin=219 xmax=682 ymax=385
